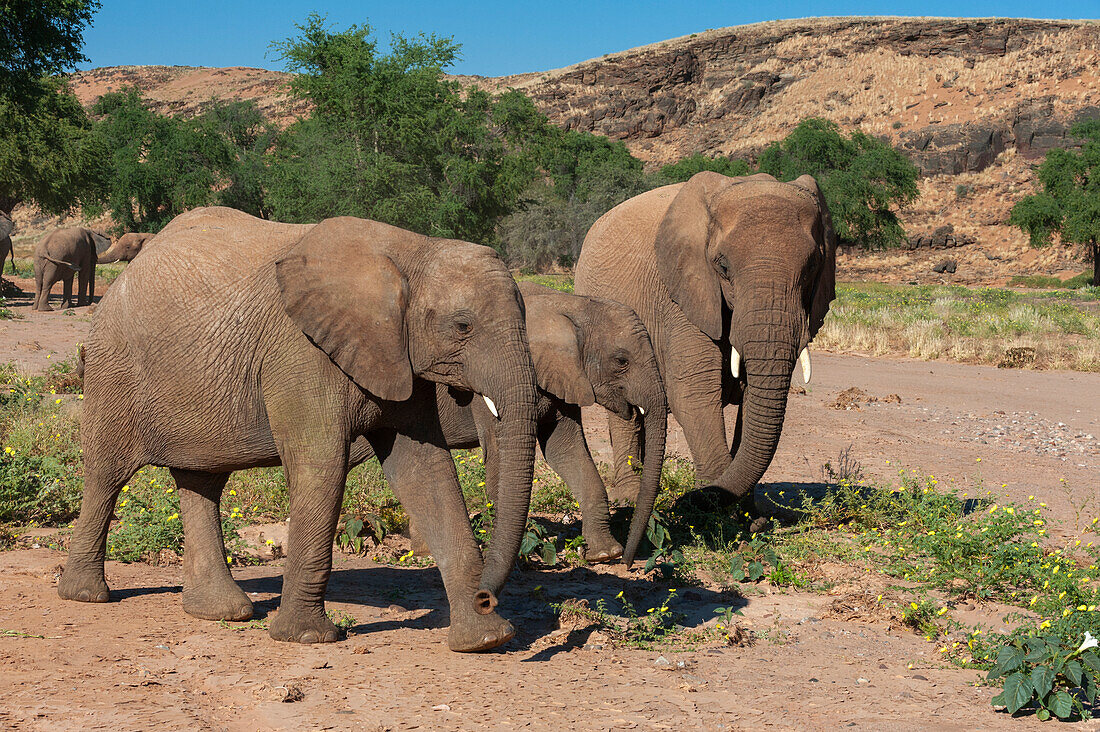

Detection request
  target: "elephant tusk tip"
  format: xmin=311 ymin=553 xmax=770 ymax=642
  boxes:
xmin=799 ymin=347 xmax=811 ymax=384
xmin=483 ymin=395 xmax=500 ymax=419
xmin=731 ymin=346 xmax=741 ymax=379
xmin=637 ymin=405 xmax=645 ymax=417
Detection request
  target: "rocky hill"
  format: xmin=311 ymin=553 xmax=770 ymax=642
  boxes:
xmin=14 ymin=17 xmax=1100 ymax=284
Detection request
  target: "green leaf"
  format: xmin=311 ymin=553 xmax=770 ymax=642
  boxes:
xmin=519 ymin=534 xmax=538 ymax=556
xmin=1030 ymin=665 xmax=1054 ymax=700
xmin=1037 ymin=708 xmax=1050 ymax=721
xmin=540 ymin=543 xmax=558 ymax=566
xmin=747 ymin=562 xmax=764 ymax=582
xmin=729 ymin=555 xmax=744 ymax=574
xmin=1025 ymin=639 xmax=1051 ymax=663
xmin=345 ymin=517 xmax=364 ymax=539
xmin=1066 ymin=660 xmax=1083 ymax=687
xmin=1082 ymin=671 xmax=1097 ymax=703
xmin=991 ymin=646 xmax=1024 ymax=678
xmin=644 ymin=556 xmax=657 ymax=573
xmin=1003 ymin=671 xmax=1034 ymax=715
xmin=763 ymin=548 xmax=779 ymax=567
xmin=1081 ymin=650 xmax=1100 ymax=677
xmin=1049 ymin=690 xmax=1073 ymax=719
xmin=991 ymin=690 xmax=1006 ymax=708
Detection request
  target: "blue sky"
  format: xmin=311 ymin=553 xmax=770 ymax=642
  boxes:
xmin=81 ymin=1 xmax=1099 ymax=77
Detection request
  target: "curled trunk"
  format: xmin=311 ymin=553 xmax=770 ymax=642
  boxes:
xmin=622 ymin=401 xmax=668 ymax=567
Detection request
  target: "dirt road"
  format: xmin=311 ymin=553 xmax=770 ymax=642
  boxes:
xmin=2 ymin=277 xmax=1099 ymax=729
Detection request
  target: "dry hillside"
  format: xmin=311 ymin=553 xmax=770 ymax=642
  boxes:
xmin=12 ymin=17 xmax=1100 ymax=284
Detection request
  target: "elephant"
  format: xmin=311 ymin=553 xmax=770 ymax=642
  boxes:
xmin=0 ymin=210 xmax=13 ymax=285
xmin=574 ymin=172 xmax=837 ymax=516
xmin=97 ymin=232 xmax=155 ymax=263
xmin=33 ymin=227 xmax=108 ymax=310
xmin=178 ymin=281 xmax=669 ymax=570
xmin=58 ymin=206 xmax=540 ymax=652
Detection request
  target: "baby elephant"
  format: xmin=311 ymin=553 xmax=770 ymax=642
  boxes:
xmin=33 ymin=227 xmax=108 ymax=310
xmin=98 ymin=232 xmax=154 ymax=263
xmin=427 ymin=282 xmax=669 ymax=565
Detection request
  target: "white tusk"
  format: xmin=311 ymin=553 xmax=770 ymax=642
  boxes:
xmin=637 ymin=405 xmax=646 ymax=416
xmin=730 ymin=347 xmax=741 ymax=379
xmin=483 ymin=395 xmax=499 ymax=419
xmin=799 ymin=347 xmax=812 ymax=384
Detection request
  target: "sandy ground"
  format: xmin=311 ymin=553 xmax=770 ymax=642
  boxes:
xmin=1 ymin=275 xmax=1099 ymax=730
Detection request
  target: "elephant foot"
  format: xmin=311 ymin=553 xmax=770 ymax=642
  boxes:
xmin=583 ymin=533 xmax=624 ymax=563
xmin=182 ymin=580 xmax=253 ymax=621
xmin=269 ymin=606 xmax=342 ymax=644
xmin=57 ymin=565 xmax=110 ymax=603
xmin=448 ymin=611 xmax=515 ymax=652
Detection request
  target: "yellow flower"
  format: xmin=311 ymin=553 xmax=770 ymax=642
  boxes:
xmin=167 ymin=513 xmax=179 ymax=521
xmin=226 ymin=556 xmax=233 ymax=564
xmin=228 ymin=489 xmax=236 ymax=496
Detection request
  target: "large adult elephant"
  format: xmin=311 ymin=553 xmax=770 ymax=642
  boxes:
xmin=0 ymin=210 xmax=13 ymax=284
xmin=98 ymin=232 xmax=155 ymax=263
xmin=58 ymin=207 xmax=539 ymax=652
xmin=33 ymin=227 xmax=107 ymax=310
xmin=575 ymin=172 xmax=837 ymax=510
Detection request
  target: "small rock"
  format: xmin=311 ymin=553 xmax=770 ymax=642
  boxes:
xmin=432 ymin=704 xmax=451 ymax=712
xmin=154 ymin=644 xmax=169 ymax=650
xmin=932 ymin=259 xmax=957 ymax=274
xmin=353 ymin=645 xmax=371 ymax=654
xmin=683 ymin=673 xmax=708 ymax=685
xmin=310 ymin=661 xmax=330 ymax=670
xmin=857 ymin=677 xmax=869 ymax=684
xmin=654 ymin=656 xmax=671 ymax=668
xmin=384 ymin=604 xmax=408 ymax=615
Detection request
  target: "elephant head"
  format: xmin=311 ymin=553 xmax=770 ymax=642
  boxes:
xmin=656 ymin=171 xmax=837 ymax=498
xmin=0 ymin=210 xmax=13 ymax=241
xmin=98 ymin=232 xmax=154 ymax=263
xmin=275 ymin=217 xmax=538 ymax=596
xmin=518 ymin=282 xmax=668 ymax=567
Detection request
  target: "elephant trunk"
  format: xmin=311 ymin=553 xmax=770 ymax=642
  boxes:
xmin=622 ymin=389 xmax=668 ymax=567
xmin=716 ymin=311 xmax=799 ymax=500
xmin=97 ymin=242 xmax=127 ymax=264
xmin=476 ymin=339 xmax=538 ymax=597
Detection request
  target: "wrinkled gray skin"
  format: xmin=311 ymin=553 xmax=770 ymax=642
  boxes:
xmin=98 ymin=232 xmax=155 ymax=263
xmin=575 ymin=172 xmax=837 ymax=511
xmin=179 ymin=282 xmax=668 ymax=573
xmin=0 ymin=210 xmax=13 ymax=283
xmin=33 ymin=227 xmax=108 ymax=310
xmin=57 ymin=207 xmax=539 ymax=652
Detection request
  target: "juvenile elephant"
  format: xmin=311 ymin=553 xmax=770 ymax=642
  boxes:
xmin=58 ymin=207 xmax=539 ymax=652
xmin=0 ymin=210 xmax=13 ymax=285
xmin=575 ymin=172 xmax=836 ymax=510
xmin=362 ymin=283 xmax=667 ymax=566
xmin=97 ymin=232 xmax=155 ymax=263
xmin=33 ymin=227 xmax=107 ymax=310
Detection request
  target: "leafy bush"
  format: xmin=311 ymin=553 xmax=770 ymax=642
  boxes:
xmin=655 ymin=153 xmax=752 ymax=185
xmin=988 ymin=633 xmax=1100 ymax=720
xmin=757 ymin=117 xmax=920 ymax=249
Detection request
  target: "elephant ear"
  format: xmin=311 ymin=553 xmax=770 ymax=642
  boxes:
xmin=791 ymin=175 xmax=837 ymax=341
xmin=527 ymin=305 xmax=595 ymax=407
xmin=0 ymin=212 xmax=13 ymax=240
xmin=276 ymin=218 xmax=413 ymax=402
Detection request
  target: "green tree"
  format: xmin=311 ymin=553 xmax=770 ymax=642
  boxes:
xmin=656 ymin=153 xmax=751 ymax=185
xmin=0 ymin=0 xmax=102 ymax=214
xmin=0 ymin=0 xmax=100 ymax=98
xmin=1010 ymin=120 xmax=1100 ymax=287
xmin=91 ymin=88 xmax=265 ymax=232
xmin=757 ymin=118 xmax=920 ymax=249
xmin=265 ymin=14 xmax=537 ymax=243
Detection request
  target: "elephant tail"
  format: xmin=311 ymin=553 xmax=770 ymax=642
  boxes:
xmin=41 ymin=254 xmax=78 ymax=270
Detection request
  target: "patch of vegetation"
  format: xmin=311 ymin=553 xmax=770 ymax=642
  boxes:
xmin=554 ymin=588 xmax=714 ymax=650
xmin=987 ymin=633 xmax=1100 ymax=719
xmin=1009 ymin=271 xmax=1095 ymax=289
xmin=816 ymin=282 xmax=1100 ymax=372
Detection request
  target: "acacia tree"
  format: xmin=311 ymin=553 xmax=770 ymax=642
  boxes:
xmin=0 ymin=0 xmax=102 ymax=214
xmin=265 ymin=14 xmax=538 ymax=243
xmin=757 ymin=118 xmax=920 ymax=249
xmin=1010 ymin=120 xmax=1100 ymax=287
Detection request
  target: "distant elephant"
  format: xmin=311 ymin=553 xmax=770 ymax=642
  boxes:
xmin=98 ymin=232 xmax=155 ymax=263
xmin=33 ymin=227 xmax=108 ymax=310
xmin=58 ymin=207 xmax=539 ymax=652
xmin=0 ymin=210 xmax=13 ymax=284
xmin=575 ymin=172 xmax=837 ymax=511
xmin=375 ymin=282 xmax=667 ymax=566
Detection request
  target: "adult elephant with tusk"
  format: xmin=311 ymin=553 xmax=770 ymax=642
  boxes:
xmin=58 ymin=207 xmax=539 ymax=652
xmin=575 ymin=172 xmax=837 ymax=515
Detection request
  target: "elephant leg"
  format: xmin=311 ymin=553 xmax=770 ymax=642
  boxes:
xmin=78 ymin=262 xmax=93 ymax=306
xmin=539 ymin=406 xmax=622 ymax=563
xmin=34 ymin=260 xmax=54 ymax=311
xmin=607 ymin=410 xmax=643 ymax=503
xmin=266 ymin=442 xmax=348 ymax=644
xmin=58 ymin=456 xmax=139 ymax=603
xmin=374 ymin=430 xmax=514 ymax=653
xmin=175 ymin=469 xmax=252 ymax=621
xmin=60 ymin=271 xmax=74 ymax=310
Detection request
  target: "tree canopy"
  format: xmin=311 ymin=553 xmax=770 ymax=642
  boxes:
xmin=0 ymin=0 xmax=100 ymax=98
xmin=264 ymin=14 xmax=538 ymax=243
xmin=757 ymin=118 xmax=920 ymax=249
xmin=1010 ymin=120 xmax=1100 ymax=286
xmin=656 ymin=153 xmax=752 ymax=185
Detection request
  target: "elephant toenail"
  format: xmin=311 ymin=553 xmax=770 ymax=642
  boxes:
xmin=300 ymin=631 xmax=319 ymax=644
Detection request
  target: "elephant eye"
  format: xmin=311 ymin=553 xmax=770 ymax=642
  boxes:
xmin=453 ymin=317 xmax=473 ymax=336
xmin=713 ymin=254 xmax=730 ymax=278
xmin=612 ymin=352 xmax=629 ymax=369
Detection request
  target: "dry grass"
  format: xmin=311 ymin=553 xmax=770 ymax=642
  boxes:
xmin=817 ymin=282 xmax=1100 ymax=372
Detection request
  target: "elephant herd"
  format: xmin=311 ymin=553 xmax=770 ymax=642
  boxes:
xmin=56 ymin=171 xmax=837 ymax=652
xmin=0 ymin=214 xmax=153 ymax=311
